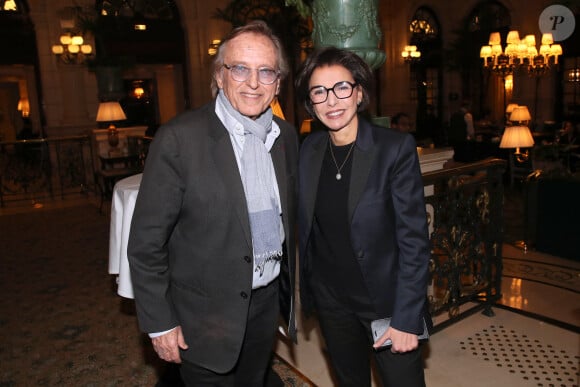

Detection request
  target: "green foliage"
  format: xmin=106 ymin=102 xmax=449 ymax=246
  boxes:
xmin=213 ymin=0 xmax=312 ymax=67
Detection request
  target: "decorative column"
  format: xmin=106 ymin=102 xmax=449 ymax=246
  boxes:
xmin=311 ymin=0 xmax=385 ymax=70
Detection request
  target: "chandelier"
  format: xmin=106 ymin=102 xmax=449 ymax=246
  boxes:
xmin=51 ymin=32 xmax=93 ymax=65
xmin=479 ymin=31 xmax=562 ymax=77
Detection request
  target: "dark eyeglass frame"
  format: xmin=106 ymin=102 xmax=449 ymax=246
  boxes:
xmin=308 ymin=81 xmax=358 ymax=105
xmin=223 ymin=64 xmax=280 ymax=85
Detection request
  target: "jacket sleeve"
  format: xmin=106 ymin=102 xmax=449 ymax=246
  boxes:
xmin=389 ymin=134 xmax=431 ymax=334
xmin=127 ymin=124 xmax=184 ymax=334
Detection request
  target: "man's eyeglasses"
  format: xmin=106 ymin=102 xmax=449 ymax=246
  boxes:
xmin=309 ymin=81 xmax=357 ymax=104
xmin=223 ymin=64 xmax=280 ymax=85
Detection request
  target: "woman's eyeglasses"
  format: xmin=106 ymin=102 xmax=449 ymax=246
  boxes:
xmin=223 ymin=64 xmax=280 ymax=85
xmin=309 ymin=81 xmax=357 ymax=104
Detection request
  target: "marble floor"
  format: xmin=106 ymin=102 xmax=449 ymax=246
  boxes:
xmin=273 ymin=240 xmax=579 ymax=386
xmin=274 ymin=185 xmax=580 ymax=386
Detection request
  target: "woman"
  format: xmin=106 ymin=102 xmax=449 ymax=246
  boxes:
xmin=296 ymin=47 xmax=431 ymax=387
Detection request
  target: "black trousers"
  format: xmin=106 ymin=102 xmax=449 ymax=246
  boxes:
xmin=179 ymin=279 xmax=280 ymax=387
xmin=312 ymin=281 xmax=426 ymax=387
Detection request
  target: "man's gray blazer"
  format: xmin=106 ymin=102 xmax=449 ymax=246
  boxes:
xmin=128 ymin=100 xmax=298 ymax=373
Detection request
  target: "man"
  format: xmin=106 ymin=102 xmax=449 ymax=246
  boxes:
xmin=127 ymin=20 xmax=298 ymax=386
xmin=448 ymin=100 xmax=475 ymax=144
xmin=448 ymin=100 xmax=475 ymax=161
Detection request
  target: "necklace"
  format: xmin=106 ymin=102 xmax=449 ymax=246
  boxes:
xmin=328 ymin=137 xmax=355 ymax=180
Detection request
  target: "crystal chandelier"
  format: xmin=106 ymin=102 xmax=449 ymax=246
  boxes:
xmin=479 ymin=31 xmax=562 ymax=77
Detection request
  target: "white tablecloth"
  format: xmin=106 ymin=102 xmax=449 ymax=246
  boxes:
xmin=108 ymin=173 xmax=142 ymax=299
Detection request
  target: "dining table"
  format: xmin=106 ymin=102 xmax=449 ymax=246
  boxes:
xmin=108 ymin=173 xmax=142 ymax=299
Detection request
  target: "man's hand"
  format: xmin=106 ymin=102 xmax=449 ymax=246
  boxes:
xmin=372 ymin=326 xmax=419 ymax=353
xmin=152 ymin=326 xmax=189 ymax=363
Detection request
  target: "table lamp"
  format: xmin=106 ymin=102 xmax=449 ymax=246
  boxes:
xmin=96 ymin=101 xmax=127 ymax=151
xmin=500 ymin=125 xmax=535 ymax=162
xmin=509 ymin=106 xmax=531 ymax=126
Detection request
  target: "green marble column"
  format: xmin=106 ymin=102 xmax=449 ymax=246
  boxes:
xmin=311 ymin=0 xmax=385 ymax=69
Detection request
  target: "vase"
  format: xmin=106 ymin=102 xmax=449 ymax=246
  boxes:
xmin=311 ymin=0 xmax=386 ymax=69
xmin=108 ymin=127 xmax=119 ymax=149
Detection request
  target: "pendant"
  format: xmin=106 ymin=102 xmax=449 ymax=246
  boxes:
xmin=336 ymin=173 xmax=342 ymax=180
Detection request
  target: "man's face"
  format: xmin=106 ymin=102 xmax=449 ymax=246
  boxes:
xmin=215 ymin=32 xmax=280 ymax=119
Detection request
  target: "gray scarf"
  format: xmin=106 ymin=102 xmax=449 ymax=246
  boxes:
xmin=217 ymin=91 xmax=283 ymax=275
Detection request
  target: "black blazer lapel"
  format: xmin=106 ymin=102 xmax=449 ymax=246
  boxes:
xmin=348 ymin=119 xmax=377 ymax=222
xmin=301 ymin=133 xmax=327 ymax=233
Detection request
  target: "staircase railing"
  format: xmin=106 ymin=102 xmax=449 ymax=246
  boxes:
xmin=0 ymin=136 xmax=95 ymax=207
xmin=422 ymin=158 xmax=506 ymax=323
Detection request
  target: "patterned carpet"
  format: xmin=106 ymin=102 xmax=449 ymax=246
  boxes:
xmin=0 ymin=204 xmax=311 ymax=386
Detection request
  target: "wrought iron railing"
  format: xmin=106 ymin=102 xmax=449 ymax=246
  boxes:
xmin=0 ymin=136 xmax=95 ymax=207
xmin=423 ymin=158 xmax=506 ymax=323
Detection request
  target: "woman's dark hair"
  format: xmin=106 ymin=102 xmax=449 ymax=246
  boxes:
xmin=295 ymin=46 xmax=374 ymax=118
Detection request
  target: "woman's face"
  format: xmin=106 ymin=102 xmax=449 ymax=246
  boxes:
xmin=308 ymin=64 xmax=362 ymax=135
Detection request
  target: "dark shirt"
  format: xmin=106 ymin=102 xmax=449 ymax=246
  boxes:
xmin=311 ymin=140 xmax=371 ymax=309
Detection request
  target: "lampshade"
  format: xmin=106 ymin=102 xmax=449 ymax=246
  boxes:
xmin=506 ymin=30 xmax=520 ymax=44
xmin=96 ymin=102 xmax=127 ymax=123
xmin=509 ymin=106 xmax=531 ymax=122
xmin=300 ymin=119 xmax=312 ymax=135
xmin=541 ymin=33 xmax=554 ymax=45
xmin=17 ymin=98 xmax=30 ymax=117
xmin=488 ymin=32 xmax=501 ymax=45
xmin=499 ymin=126 xmax=535 ymax=149
xmin=550 ymin=44 xmax=562 ymax=56
xmin=524 ymin=34 xmax=536 ymax=47
xmin=505 ymin=103 xmax=519 ymax=115
xmin=480 ymin=45 xmax=492 ymax=58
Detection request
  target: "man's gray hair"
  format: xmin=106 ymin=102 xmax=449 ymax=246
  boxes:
xmin=211 ymin=20 xmax=288 ymax=97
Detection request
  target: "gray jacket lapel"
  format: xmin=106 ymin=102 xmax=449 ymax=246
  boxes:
xmin=208 ymin=114 xmax=253 ymax=249
xmin=271 ymin=134 xmax=288 ymax=229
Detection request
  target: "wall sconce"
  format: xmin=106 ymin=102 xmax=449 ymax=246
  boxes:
xmin=567 ymin=68 xmax=580 ymax=82
xmin=131 ymin=80 xmax=146 ymax=99
xmin=401 ymin=45 xmax=421 ymax=63
xmin=96 ymin=102 xmax=127 ymax=154
xmin=208 ymin=39 xmax=221 ymax=56
xmin=500 ymin=105 xmax=534 ymax=162
xmin=52 ymin=32 xmax=93 ymax=65
xmin=17 ymin=98 xmax=30 ymax=118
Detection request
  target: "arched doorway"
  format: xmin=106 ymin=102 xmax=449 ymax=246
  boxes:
xmin=0 ymin=0 xmax=44 ymax=141
xmin=408 ymin=6 xmax=443 ymax=145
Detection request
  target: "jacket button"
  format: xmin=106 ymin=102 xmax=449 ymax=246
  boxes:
xmin=240 ymin=292 xmax=248 ymax=299
xmin=243 ymin=256 xmax=251 ymax=263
